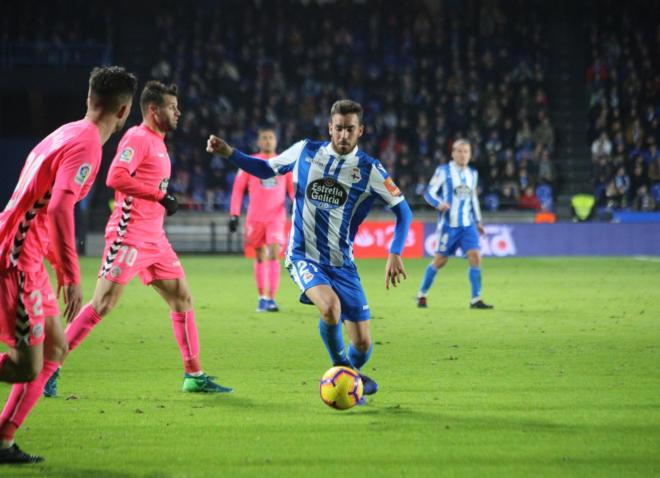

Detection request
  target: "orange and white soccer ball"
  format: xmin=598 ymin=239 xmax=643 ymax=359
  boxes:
xmin=319 ymin=366 xmax=363 ymax=410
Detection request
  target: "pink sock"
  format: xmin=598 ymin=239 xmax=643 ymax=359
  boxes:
xmin=268 ymin=259 xmax=281 ymax=299
xmin=0 ymin=360 xmax=60 ymax=441
xmin=65 ymin=303 xmax=102 ymax=352
xmin=254 ymin=261 xmax=267 ymax=296
xmin=171 ymin=310 xmax=201 ymax=374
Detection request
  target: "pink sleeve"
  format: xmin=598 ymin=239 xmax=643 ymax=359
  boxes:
xmin=230 ymin=171 xmax=249 ymax=216
xmin=47 ymin=188 xmax=80 ymax=285
xmin=106 ymin=167 xmax=165 ymax=201
xmin=51 ymin=142 xmax=99 ymax=200
xmin=106 ymin=136 xmax=164 ymax=201
xmin=286 ymin=172 xmax=294 ymax=200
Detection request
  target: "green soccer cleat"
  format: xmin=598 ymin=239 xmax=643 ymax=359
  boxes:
xmin=182 ymin=373 xmax=234 ymax=393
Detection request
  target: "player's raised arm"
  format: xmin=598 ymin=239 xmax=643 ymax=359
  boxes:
xmin=206 ymin=135 xmax=275 ymax=179
xmin=207 ymin=135 xmax=307 ymax=179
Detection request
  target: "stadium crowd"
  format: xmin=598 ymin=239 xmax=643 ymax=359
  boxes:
xmin=2 ymin=0 xmax=557 ymax=212
xmin=144 ymin=0 xmax=555 ymax=211
xmin=587 ymin=0 xmax=660 ymax=211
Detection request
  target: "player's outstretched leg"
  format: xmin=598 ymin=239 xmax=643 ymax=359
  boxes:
xmin=417 ymin=254 xmax=448 ymax=307
xmin=151 ymin=278 xmax=233 ymax=393
xmin=467 ymin=250 xmax=493 ymax=309
xmin=1 ymin=316 xmax=67 ymax=464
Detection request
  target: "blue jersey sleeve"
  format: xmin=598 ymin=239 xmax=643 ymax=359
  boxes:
xmin=267 ymin=140 xmax=307 ymax=175
xmin=368 ymin=160 xmax=405 ymax=207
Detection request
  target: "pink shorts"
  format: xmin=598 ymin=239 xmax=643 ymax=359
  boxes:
xmin=99 ymin=239 xmax=185 ymax=285
xmin=245 ymin=220 xmax=285 ymax=248
xmin=0 ymin=266 xmax=58 ymax=347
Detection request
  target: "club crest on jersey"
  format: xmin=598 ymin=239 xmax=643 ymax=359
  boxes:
xmin=74 ymin=163 xmax=92 ymax=186
xmin=350 ymin=167 xmax=362 ymax=183
xmin=119 ymin=147 xmax=134 ymax=163
xmin=31 ymin=323 xmax=44 ymax=339
xmin=384 ymin=177 xmax=401 ymax=197
xmin=306 ymin=178 xmax=348 ymax=210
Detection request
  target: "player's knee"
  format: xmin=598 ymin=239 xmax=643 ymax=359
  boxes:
xmin=15 ymin=359 xmax=42 ymax=382
xmin=174 ymin=292 xmax=193 ymax=311
xmin=432 ymin=256 xmax=448 ymax=269
xmin=352 ymin=337 xmax=371 ymax=352
xmin=50 ymin=337 xmax=68 ymax=363
xmin=318 ymin=300 xmax=341 ymax=324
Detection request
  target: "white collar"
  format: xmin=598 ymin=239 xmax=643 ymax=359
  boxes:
xmin=450 ymin=160 xmax=468 ymax=172
xmin=326 ymin=142 xmax=358 ymax=159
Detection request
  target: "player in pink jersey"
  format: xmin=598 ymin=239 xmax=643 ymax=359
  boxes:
xmin=230 ymin=128 xmax=294 ymax=312
xmin=0 ymin=66 xmax=137 ymax=464
xmin=45 ymin=81 xmax=233 ymax=396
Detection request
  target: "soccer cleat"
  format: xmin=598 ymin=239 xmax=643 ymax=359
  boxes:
xmin=0 ymin=443 xmax=44 ymax=464
xmin=182 ymin=373 xmax=234 ymax=393
xmin=256 ymin=298 xmax=268 ymax=312
xmin=266 ymin=299 xmax=279 ymax=312
xmin=359 ymin=373 xmax=379 ymax=396
xmin=42 ymin=367 xmax=60 ymax=398
xmin=470 ymin=299 xmax=494 ymax=309
xmin=416 ymin=296 xmax=428 ymax=308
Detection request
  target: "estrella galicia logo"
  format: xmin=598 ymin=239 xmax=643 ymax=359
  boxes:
xmin=306 ymin=177 xmax=347 ymax=210
xmin=453 ymin=184 xmax=472 ymax=198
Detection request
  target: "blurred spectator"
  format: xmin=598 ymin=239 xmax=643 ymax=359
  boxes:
xmin=518 ymin=186 xmax=542 ymax=210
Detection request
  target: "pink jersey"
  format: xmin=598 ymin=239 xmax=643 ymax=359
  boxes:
xmin=0 ymin=119 xmax=101 ymax=273
xmin=230 ymin=153 xmax=294 ymax=223
xmin=105 ymin=123 xmax=170 ymax=244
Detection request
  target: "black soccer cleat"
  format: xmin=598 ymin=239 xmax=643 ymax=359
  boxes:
xmin=416 ymin=296 xmax=428 ymax=308
xmin=470 ymin=299 xmax=494 ymax=309
xmin=0 ymin=443 xmax=44 ymax=464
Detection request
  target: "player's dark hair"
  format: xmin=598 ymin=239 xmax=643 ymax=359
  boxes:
xmin=257 ymin=125 xmax=276 ymax=135
xmin=330 ymin=99 xmax=363 ymax=124
xmin=140 ymin=80 xmax=178 ymax=115
xmin=88 ymin=66 xmax=137 ymax=112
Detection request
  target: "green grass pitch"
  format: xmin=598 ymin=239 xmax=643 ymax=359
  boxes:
xmin=1 ymin=256 xmax=659 ymax=477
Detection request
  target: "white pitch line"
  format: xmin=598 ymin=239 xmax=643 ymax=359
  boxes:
xmin=633 ymin=256 xmax=660 ymax=263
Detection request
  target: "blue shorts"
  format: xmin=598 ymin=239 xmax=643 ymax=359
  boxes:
xmin=435 ymin=223 xmax=480 ymax=256
xmin=286 ymin=258 xmax=370 ymax=322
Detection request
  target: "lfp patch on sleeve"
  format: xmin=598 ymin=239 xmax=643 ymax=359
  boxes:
xmin=384 ymin=177 xmax=401 ymax=197
xmin=119 ymin=147 xmax=134 ymax=163
xmin=74 ymin=163 xmax=92 ymax=186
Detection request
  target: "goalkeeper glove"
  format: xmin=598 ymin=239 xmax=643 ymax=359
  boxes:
xmin=159 ymin=193 xmax=178 ymax=216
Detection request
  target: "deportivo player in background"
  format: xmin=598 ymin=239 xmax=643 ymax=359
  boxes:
xmin=45 ymin=81 xmax=233 ymax=396
xmin=0 ymin=66 xmax=137 ymax=463
xmin=416 ymin=139 xmax=493 ymax=309
xmin=229 ymin=127 xmax=294 ymax=312
xmin=207 ymin=99 xmax=412 ymax=400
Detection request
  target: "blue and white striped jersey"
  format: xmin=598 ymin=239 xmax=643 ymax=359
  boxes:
xmin=424 ymin=161 xmax=482 ymax=228
xmin=267 ymin=139 xmax=405 ymax=267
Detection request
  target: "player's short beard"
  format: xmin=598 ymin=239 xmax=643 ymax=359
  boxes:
xmin=333 ymin=138 xmax=355 ymax=155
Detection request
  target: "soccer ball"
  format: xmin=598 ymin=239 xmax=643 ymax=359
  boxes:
xmin=319 ymin=366 xmax=363 ymax=410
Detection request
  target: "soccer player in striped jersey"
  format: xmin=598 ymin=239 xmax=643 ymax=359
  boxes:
xmin=0 ymin=66 xmax=137 ymax=463
xmin=229 ymin=127 xmax=294 ymax=312
xmin=45 ymin=81 xmax=233 ymax=397
xmin=207 ymin=100 xmax=412 ymax=398
xmin=416 ymin=139 xmax=493 ymax=309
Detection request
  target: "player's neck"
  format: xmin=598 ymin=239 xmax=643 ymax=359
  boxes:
xmin=84 ymin=111 xmax=116 ymax=145
xmin=142 ymin=119 xmax=167 ymax=138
